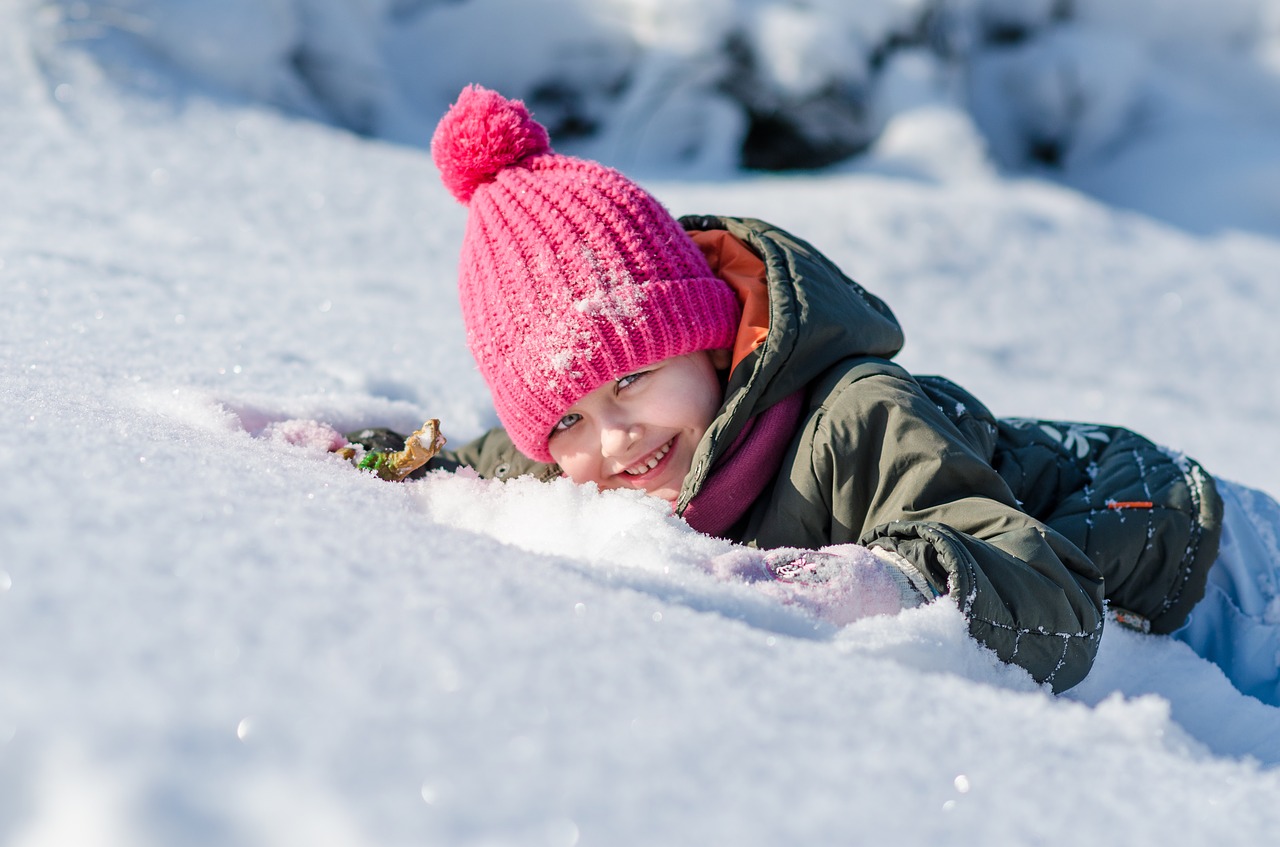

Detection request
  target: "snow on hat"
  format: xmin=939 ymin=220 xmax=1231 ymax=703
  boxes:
xmin=431 ymin=84 xmax=741 ymax=462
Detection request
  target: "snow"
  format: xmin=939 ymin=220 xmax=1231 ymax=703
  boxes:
xmin=4 ymin=1 xmax=1280 ymax=844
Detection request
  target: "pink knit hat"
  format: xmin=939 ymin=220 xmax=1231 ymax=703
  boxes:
xmin=431 ymin=85 xmax=742 ymax=462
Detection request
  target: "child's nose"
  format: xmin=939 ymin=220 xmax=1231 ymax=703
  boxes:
xmin=599 ymin=422 xmax=636 ymax=458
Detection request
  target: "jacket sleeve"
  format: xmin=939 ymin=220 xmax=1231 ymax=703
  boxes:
xmin=810 ymin=370 xmax=1105 ymax=692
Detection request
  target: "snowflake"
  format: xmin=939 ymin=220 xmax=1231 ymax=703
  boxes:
xmin=1037 ymin=422 xmax=1111 ymax=460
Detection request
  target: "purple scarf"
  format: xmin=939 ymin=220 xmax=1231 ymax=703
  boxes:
xmin=681 ymin=390 xmax=805 ymax=537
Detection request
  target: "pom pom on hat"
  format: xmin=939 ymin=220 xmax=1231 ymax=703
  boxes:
xmin=431 ymin=84 xmax=550 ymax=204
xmin=433 ymin=85 xmax=742 ymax=462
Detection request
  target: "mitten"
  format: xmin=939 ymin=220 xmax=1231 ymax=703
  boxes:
xmin=337 ymin=420 xmax=447 ymax=481
xmin=710 ymin=544 xmax=933 ymax=626
xmin=343 ymin=426 xmax=409 ymax=453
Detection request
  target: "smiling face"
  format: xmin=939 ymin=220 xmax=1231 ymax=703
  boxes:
xmin=547 ymin=350 xmax=731 ymax=504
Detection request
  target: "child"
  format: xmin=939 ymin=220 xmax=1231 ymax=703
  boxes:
xmin=353 ymin=85 xmax=1280 ymax=703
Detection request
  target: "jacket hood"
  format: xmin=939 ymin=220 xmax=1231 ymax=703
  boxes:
xmin=677 ymin=215 xmax=905 ymax=508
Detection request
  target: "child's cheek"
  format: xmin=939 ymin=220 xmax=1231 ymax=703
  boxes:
xmin=550 ymin=442 xmax=595 ymax=485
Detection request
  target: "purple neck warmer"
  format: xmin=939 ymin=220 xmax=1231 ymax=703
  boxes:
xmin=682 ymin=390 xmax=806 ymax=537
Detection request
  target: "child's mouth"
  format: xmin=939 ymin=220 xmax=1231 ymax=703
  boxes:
xmin=623 ymin=438 xmax=673 ymax=478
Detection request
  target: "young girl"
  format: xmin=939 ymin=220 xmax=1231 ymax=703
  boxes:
xmin=352 ymin=84 xmax=1280 ymax=703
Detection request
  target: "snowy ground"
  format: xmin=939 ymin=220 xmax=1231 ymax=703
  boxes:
xmin=4 ymin=3 xmax=1280 ymax=846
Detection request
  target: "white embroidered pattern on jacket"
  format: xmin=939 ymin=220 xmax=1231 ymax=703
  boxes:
xmin=1036 ymin=422 xmax=1111 ymax=460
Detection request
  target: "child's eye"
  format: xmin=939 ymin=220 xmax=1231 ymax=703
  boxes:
xmin=552 ymin=412 xmax=582 ymax=434
xmin=616 ymin=370 xmax=649 ymax=391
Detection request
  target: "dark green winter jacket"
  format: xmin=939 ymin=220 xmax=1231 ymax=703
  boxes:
xmin=422 ymin=216 xmax=1222 ymax=693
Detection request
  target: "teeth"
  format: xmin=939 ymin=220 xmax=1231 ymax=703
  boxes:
xmin=625 ymin=440 xmax=671 ymax=476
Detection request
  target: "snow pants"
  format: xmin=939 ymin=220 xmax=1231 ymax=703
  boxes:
xmin=1173 ymin=479 xmax=1280 ymax=707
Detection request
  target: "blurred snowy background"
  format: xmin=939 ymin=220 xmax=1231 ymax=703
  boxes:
xmin=4 ymin=1 xmax=1280 ymax=845
xmin=48 ymin=0 xmax=1280 ymax=232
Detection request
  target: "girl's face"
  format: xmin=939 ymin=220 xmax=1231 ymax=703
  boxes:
xmin=548 ymin=350 xmax=730 ymax=504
